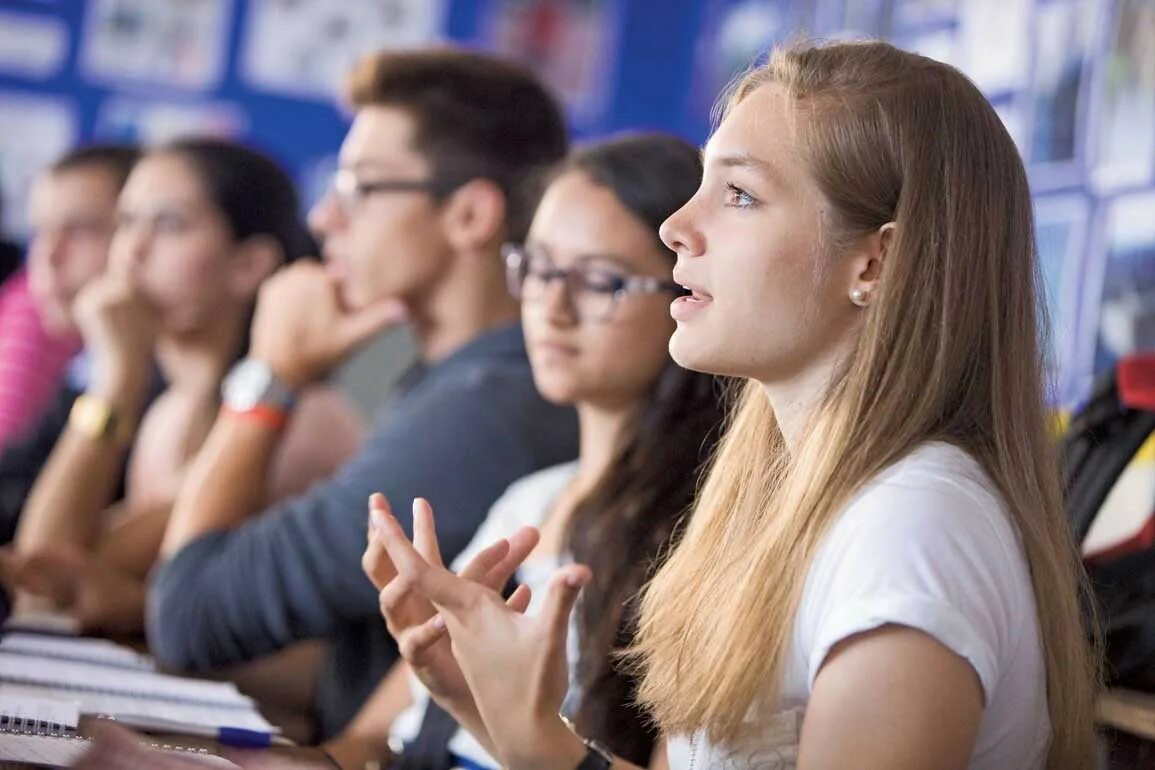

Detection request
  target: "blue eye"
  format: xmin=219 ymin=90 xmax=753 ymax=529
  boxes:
xmin=724 ymin=183 xmax=757 ymax=209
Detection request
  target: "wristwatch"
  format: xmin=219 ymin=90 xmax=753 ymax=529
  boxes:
xmin=560 ymin=714 xmax=613 ymax=770
xmin=574 ymin=739 xmax=614 ymax=770
xmin=221 ymin=358 xmax=297 ymax=427
xmin=69 ymin=394 xmax=134 ymax=445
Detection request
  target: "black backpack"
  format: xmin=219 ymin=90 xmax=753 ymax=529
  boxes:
xmin=1063 ymin=357 xmax=1155 ymax=688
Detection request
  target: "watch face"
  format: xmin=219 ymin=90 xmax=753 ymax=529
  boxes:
xmin=224 ymin=359 xmax=274 ymax=410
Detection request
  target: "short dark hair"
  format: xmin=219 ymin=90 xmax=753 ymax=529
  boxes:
xmin=50 ymin=143 xmax=141 ymax=191
xmin=156 ymin=137 xmax=315 ymax=264
xmin=346 ymin=47 xmax=569 ymax=242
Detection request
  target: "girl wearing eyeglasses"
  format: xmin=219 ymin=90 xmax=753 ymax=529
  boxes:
xmin=330 ymin=134 xmax=724 ymax=770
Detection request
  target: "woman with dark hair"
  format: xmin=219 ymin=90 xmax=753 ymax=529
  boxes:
xmin=11 ymin=137 xmax=363 ymax=635
xmin=329 ymin=133 xmax=724 ymax=770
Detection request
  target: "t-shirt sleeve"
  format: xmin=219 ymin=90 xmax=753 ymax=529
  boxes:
xmin=797 ymin=476 xmax=1027 ymax=703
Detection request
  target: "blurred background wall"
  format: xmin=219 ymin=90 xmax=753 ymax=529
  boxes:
xmin=0 ymin=0 xmax=1151 ymax=415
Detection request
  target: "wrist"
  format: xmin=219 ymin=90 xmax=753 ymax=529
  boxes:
xmin=503 ymin=715 xmax=589 ymax=770
xmin=70 ymin=393 xmax=138 ymax=446
xmin=222 ymin=358 xmax=297 ymax=411
xmin=87 ymin=369 xmax=149 ymax=411
xmin=320 ymin=732 xmax=391 ymax=770
xmin=249 ymin=349 xmax=324 ymax=390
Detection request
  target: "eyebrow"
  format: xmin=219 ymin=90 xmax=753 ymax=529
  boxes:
xmin=713 ymin=152 xmax=783 ymax=185
xmin=524 ymin=239 xmax=636 ymax=273
xmin=343 ymin=158 xmax=415 ymax=173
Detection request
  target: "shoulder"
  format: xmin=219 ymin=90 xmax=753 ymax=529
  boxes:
xmin=797 ymin=443 xmax=1037 ymax=696
xmin=448 ymin=461 xmax=579 ymax=571
xmin=490 ymin=462 xmax=580 ymax=519
xmin=826 ymin=442 xmax=1015 ymax=557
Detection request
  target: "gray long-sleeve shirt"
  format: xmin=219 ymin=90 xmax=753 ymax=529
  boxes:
xmin=146 ymin=324 xmax=578 ymax=737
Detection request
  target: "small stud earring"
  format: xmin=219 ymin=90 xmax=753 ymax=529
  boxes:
xmin=850 ymin=289 xmax=869 ymax=307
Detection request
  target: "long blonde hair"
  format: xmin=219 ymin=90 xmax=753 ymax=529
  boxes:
xmin=631 ymin=40 xmax=1098 ymax=768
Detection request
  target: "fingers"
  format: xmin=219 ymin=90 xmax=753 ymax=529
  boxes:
xmin=361 ymin=494 xmax=397 ymax=591
xmin=541 ymin=564 xmax=591 ymax=641
xmin=412 ymin=498 xmax=444 ymax=568
xmin=374 ymin=505 xmax=478 ymax=613
xmin=479 ymin=525 xmax=540 ymax=592
xmin=337 ymin=297 xmax=407 ymax=349
xmin=397 ymin=614 xmax=448 ymax=662
xmin=457 ymin=538 xmax=512 ymax=583
xmin=507 ymin=584 xmax=532 ymax=614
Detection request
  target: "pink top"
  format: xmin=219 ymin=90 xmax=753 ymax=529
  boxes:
xmin=0 ymin=269 xmax=81 ymax=449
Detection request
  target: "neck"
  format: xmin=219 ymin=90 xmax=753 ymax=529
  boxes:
xmin=407 ymin=249 xmax=519 ymax=364
xmin=156 ymin=304 xmax=249 ymax=399
xmin=571 ymin=400 xmax=636 ymax=496
xmin=760 ymin=339 xmax=852 ymax=453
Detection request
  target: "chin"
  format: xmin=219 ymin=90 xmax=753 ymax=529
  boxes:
xmin=668 ymin=331 xmax=714 ymax=374
xmin=530 ymin=375 xmax=580 ymax=406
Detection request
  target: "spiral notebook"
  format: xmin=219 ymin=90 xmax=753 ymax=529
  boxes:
xmin=0 ymin=693 xmax=239 ymax=767
xmin=0 ymin=632 xmax=277 ymax=734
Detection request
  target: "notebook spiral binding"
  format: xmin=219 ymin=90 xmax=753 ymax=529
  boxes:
xmin=0 ymin=715 xmax=77 ymax=738
xmin=0 ymin=715 xmax=215 ymax=756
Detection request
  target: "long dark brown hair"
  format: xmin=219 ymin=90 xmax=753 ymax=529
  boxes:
xmin=557 ymin=134 xmax=727 ymax=765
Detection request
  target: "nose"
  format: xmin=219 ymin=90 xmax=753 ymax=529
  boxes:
xmin=540 ymin=272 xmax=577 ymax=327
xmin=308 ymin=189 xmax=345 ymax=240
xmin=109 ymin=219 xmax=151 ymax=279
xmin=29 ymin=228 xmax=66 ymax=272
xmin=659 ymin=198 xmax=704 ymax=259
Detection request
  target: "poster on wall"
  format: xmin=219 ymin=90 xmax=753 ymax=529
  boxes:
xmin=485 ymin=0 xmax=619 ymax=127
xmin=241 ymin=0 xmax=445 ymax=100
xmin=956 ymin=0 xmax=1030 ymax=94
xmin=0 ymin=11 xmax=68 ymax=79
xmin=0 ymin=93 xmax=76 ymax=237
xmin=1089 ymin=0 xmax=1155 ymax=192
xmin=1027 ymin=0 xmax=1100 ymax=189
xmin=891 ymin=0 xmax=955 ymax=31
xmin=815 ymin=0 xmax=893 ymax=37
xmin=1082 ymin=191 xmax=1155 ymax=400
xmin=94 ymin=97 xmax=246 ymax=145
xmin=1034 ymin=194 xmax=1090 ymax=407
xmin=685 ymin=0 xmax=791 ymax=134
xmin=80 ymin=0 xmax=231 ymax=91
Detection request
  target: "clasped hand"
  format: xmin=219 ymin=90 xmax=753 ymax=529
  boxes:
xmin=360 ymin=495 xmax=592 ymax=770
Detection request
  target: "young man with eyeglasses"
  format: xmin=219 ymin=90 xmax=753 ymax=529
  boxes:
xmin=147 ymin=49 xmax=578 ymax=740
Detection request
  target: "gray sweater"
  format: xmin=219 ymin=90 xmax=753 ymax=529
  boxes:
xmin=146 ymin=324 xmax=579 ymax=737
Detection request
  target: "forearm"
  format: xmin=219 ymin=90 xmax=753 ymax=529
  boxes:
xmin=321 ymin=662 xmax=413 ymax=769
xmin=15 ymin=418 xmax=134 ymax=554
xmin=94 ymin=503 xmax=172 ymax=579
xmin=161 ymin=414 xmax=279 ymax=557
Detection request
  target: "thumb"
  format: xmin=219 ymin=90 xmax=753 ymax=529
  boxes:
xmin=540 ymin=564 xmax=590 ymax=642
xmin=337 ymin=298 xmax=408 ymax=349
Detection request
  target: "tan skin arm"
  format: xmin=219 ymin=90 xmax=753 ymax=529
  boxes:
xmin=14 ymin=267 xmax=156 ymax=558
xmin=15 ymin=386 xmax=363 ymax=636
xmin=796 ymin=625 xmax=983 ymax=769
xmin=161 ymin=263 xmax=402 ymax=558
xmin=321 ymin=661 xmax=414 ymax=770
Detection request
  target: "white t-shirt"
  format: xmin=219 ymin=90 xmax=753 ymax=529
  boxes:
xmin=666 ymin=442 xmax=1050 ymax=770
xmin=390 ymin=461 xmax=580 ymax=768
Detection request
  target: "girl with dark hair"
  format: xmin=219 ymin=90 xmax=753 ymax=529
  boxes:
xmin=12 ymin=137 xmax=363 ymax=636
xmin=329 ymin=133 xmax=724 ymax=770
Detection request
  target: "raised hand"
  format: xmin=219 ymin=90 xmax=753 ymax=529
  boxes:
xmin=250 ymin=262 xmax=407 ymax=388
xmin=362 ymin=495 xmax=536 ymax=707
xmin=73 ymin=268 xmax=158 ymax=405
xmin=372 ymin=500 xmax=592 ymax=770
